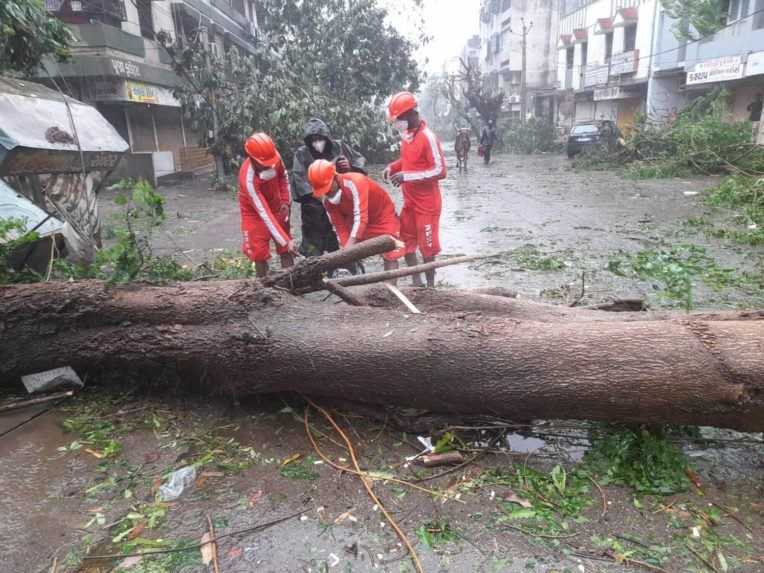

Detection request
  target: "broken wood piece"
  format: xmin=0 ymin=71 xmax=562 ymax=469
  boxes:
xmin=0 ymin=390 xmax=74 ymax=413
xmin=265 ymin=235 xmax=398 ymax=292
xmin=420 ymin=452 xmax=466 ymax=467
xmin=330 ymin=255 xmax=482 ymax=289
xmin=384 ymin=283 xmax=421 ymax=314
xmin=322 ymin=278 xmax=365 ymax=306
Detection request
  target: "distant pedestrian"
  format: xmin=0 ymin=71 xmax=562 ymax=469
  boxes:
xmin=238 ymin=132 xmax=297 ymax=278
xmin=480 ymin=120 xmax=497 ymax=165
xmin=455 ymin=128 xmax=471 ymax=173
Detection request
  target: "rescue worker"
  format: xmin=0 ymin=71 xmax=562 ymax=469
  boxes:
xmin=383 ymin=91 xmax=446 ymax=288
xmin=307 ymin=159 xmax=403 ymax=272
xmin=291 ymin=118 xmax=367 ymax=258
xmin=238 ymin=132 xmax=297 ymax=278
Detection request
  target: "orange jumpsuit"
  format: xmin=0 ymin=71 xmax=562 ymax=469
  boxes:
xmin=387 ymin=120 xmax=446 ymax=258
xmin=323 ymin=173 xmax=404 ymax=261
xmin=238 ymin=158 xmax=291 ymax=262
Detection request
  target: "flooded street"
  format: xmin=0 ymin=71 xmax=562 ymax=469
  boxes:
xmin=2 ymin=151 xmax=763 ymax=573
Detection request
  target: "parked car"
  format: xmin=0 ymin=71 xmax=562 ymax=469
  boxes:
xmin=566 ymin=120 xmax=620 ymax=158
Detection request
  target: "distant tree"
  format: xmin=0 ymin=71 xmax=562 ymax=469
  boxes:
xmin=661 ymin=0 xmax=730 ymax=40
xmin=160 ymin=0 xmax=422 ymax=176
xmin=443 ymin=58 xmax=504 ymax=128
xmin=0 ymin=0 xmax=73 ymax=74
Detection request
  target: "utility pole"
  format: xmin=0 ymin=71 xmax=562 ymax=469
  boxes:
xmin=511 ymin=18 xmax=533 ymax=125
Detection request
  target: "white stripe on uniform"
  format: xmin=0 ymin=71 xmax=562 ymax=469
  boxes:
xmin=345 ymin=179 xmax=362 ymax=239
xmin=246 ymin=162 xmax=287 ymax=246
xmin=402 ymin=128 xmax=445 ymax=182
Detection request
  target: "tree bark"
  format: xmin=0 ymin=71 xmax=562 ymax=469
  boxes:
xmin=1 ymin=280 xmax=762 ymax=431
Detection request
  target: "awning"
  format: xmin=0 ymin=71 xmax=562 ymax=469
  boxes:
xmin=595 ymin=18 xmax=613 ymax=35
xmin=0 ymin=76 xmax=128 ymax=175
xmin=613 ymin=7 xmax=638 ymax=27
xmin=573 ymin=29 xmax=588 ymax=43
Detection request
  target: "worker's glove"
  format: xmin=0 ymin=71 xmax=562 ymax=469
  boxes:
xmin=390 ymin=172 xmax=404 ymax=187
xmin=335 ymin=156 xmax=351 ymax=173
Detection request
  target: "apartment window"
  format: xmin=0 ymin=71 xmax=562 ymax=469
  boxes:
xmin=566 ymin=47 xmax=574 ymax=69
xmin=624 ymin=24 xmax=637 ymax=51
xmin=231 ymin=0 xmax=245 ymax=15
xmin=728 ymin=0 xmax=741 ymax=20
xmin=756 ymin=0 xmax=764 ymax=28
xmin=741 ymin=0 xmax=750 ymax=17
xmin=135 ymin=0 xmax=154 ymax=39
xmin=580 ymin=42 xmax=588 ymax=67
xmin=502 ymin=0 xmax=512 ymax=10
xmin=605 ymin=32 xmax=613 ymax=62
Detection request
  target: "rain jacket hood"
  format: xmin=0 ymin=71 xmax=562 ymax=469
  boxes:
xmin=303 ymin=118 xmax=333 ymax=151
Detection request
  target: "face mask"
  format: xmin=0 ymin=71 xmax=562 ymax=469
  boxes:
xmin=259 ymin=168 xmax=277 ymax=181
xmin=312 ymin=140 xmax=326 ymax=153
xmin=393 ymin=120 xmax=409 ymax=134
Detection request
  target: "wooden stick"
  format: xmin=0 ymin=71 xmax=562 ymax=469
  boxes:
xmin=421 ymin=451 xmax=465 ymax=467
xmin=322 ymin=278 xmax=365 ymax=306
xmin=0 ymin=391 xmax=74 ymax=413
xmin=384 ymin=283 xmax=421 ymax=314
xmin=207 ymin=515 xmax=221 ymax=573
xmin=330 ymin=256 xmax=483 ymax=288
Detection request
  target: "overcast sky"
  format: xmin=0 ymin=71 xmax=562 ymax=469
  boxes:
xmin=385 ymin=0 xmax=481 ymax=75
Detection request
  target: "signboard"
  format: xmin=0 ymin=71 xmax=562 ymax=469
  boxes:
xmin=583 ymin=64 xmax=608 ymax=87
xmin=745 ymin=51 xmax=764 ymax=77
xmin=610 ymin=50 xmax=639 ymax=76
xmin=110 ymin=58 xmax=142 ymax=78
xmin=686 ymin=56 xmax=744 ymax=85
xmin=87 ymin=79 xmax=180 ymax=107
xmin=594 ymin=86 xmax=637 ymax=101
xmin=127 ymin=81 xmax=159 ymax=104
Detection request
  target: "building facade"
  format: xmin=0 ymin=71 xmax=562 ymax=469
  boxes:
xmin=649 ymin=0 xmax=764 ymax=130
xmin=479 ymin=0 xmax=558 ymax=121
xmin=41 ymin=0 xmax=259 ymax=182
xmin=556 ymin=0 xmax=659 ymax=132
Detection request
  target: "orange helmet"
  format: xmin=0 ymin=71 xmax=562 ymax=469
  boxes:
xmin=307 ymin=159 xmax=337 ymax=198
xmin=244 ymin=132 xmax=281 ymax=167
xmin=387 ymin=91 xmax=417 ymax=122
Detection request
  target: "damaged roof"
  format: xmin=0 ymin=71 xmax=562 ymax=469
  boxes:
xmin=0 ymin=76 xmax=128 ymax=155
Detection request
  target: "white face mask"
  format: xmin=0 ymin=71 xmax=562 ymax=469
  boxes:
xmin=393 ymin=120 xmax=409 ymax=134
xmin=259 ymin=168 xmax=277 ymax=181
xmin=312 ymin=139 xmax=327 ymax=153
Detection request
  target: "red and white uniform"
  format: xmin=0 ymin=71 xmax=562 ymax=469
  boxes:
xmin=387 ymin=120 xmax=446 ymax=258
xmin=238 ymin=158 xmax=291 ymax=262
xmin=323 ymin=173 xmax=403 ymax=261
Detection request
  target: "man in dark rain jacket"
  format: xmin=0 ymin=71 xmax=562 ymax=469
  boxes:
xmin=291 ymin=118 xmax=367 ymax=257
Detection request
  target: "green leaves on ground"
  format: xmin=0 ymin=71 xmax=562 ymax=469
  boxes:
xmin=704 ymin=174 xmax=764 ymax=246
xmin=279 ymin=456 xmax=320 ymax=480
xmin=0 ymin=217 xmax=40 ymax=283
xmin=585 ymin=425 xmax=691 ymax=495
xmin=478 ymin=464 xmax=593 ymax=534
xmin=607 ymin=244 xmax=754 ymax=311
xmin=415 ymin=520 xmax=459 ymax=549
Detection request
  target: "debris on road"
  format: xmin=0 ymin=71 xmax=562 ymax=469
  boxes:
xmin=158 ymin=466 xmax=197 ymax=501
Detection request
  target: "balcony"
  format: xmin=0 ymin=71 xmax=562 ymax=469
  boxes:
xmin=46 ymin=0 xmax=126 ymax=28
xmin=68 ymin=23 xmax=145 ymax=58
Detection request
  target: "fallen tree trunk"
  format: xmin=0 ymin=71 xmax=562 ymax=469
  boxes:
xmin=1 ymin=281 xmax=762 ymax=431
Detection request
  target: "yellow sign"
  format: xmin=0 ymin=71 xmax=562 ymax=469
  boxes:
xmin=126 ymin=81 xmax=158 ymax=104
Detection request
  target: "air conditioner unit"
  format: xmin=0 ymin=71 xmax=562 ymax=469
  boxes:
xmin=508 ymin=95 xmax=521 ymax=104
